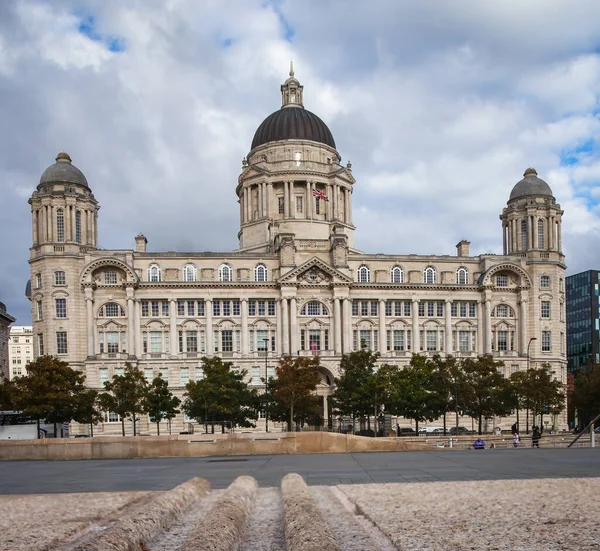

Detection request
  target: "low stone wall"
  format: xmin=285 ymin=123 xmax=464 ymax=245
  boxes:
xmin=0 ymin=432 xmax=430 ymax=461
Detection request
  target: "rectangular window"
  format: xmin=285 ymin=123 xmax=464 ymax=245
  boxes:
xmin=54 ymin=271 xmax=66 ymax=285
xmin=542 ymin=331 xmax=551 ymax=352
xmin=451 ymin=303 xmax=458 ymax=317
xmin=437 ymin=302 xmax=444 ymax=317
xmin=197 ymin=300 xmax=205 ymax=316
xmin=159 ymin=367 xmax=169 ymax=383
xmin=460 ymin=303 xmax=467 ymax=318
xmin=370 ymin=301 xmax=378 ymax=316
xmin=151 ymin=301 xmax=159 ymax=317
xmin=222 ymin=330 xmax=233 ymax=352
xmin=53 ymin=298 xmax=67 ymax=318
xmin=496 ymin=274 xmax=508 ymax=287
xmin=418 ymin=302 xmax=425 ymax=317
xmin=385 ymin=301 xmax=392 ymax=316
xmin=249 ymin=330 xmax=254 ymax=352
xmin=249 ymin=301 xmax=256 ymax=316
xmin=324 ymin=329 xmax=329 ymax=351
xmin=235 ymin=331 xmax=241 ymax=352
xmin=497 ymin=331 xmax=508 ymax=351
xmin=150 ymin=331 xmax=162 ymax=353
xmin=142 ymin=332 xmax=147 ymax=353
xmin=361 ymin=301 xmax=368 ymax=316
xmin=162 ymin=301 xmax=169 ymax=316
xmin=352 ymin=301 xmax=359 ymax=316
xmin=36 ymin=300 xmax=43 ymax=321
xmin=257 ymin=330 xmax=268 ymax=351
xmin=141 ymin=301 xmax=149 ymax=317
xmin=178 ymin=331 xmax=183 ymax=353
xmin=404 ymin=301 xmax=411 ymax=317
xmin=353 ymin=330 xmax=358 ymax=351
xmin=393 ymin=301 xmax=401 ymax=317
xmin=359 ymin=330 xmax=371 ymax=350
xmin=459 ymin=331 xmax=470 ymax=352
xmin=35 ymin=273 xmax=42 ymax=289
xmin=296 ymin=196 xmax=303 ymax=213
xmin=426 ymin=330 xmax=437 ymax=351
xmin=560 ymin=332 xmax=564 ymax=354
xmin=393 ymin=330 xmax=404 ymax=351
xmin=187 ymin=300 xmax=196 ymax=317
xmin=278 ymin=196 xmax=285 ymax=214
xmin=213 ymin=301 xmax=220 ymax=316
xmin=469 ymin=303 xmax=476 ymax=317
xmin=233 ymin=300 xmax=241 ymax=316
xmin=268 ymin=300 xmax=276 ymax=316
xmin=315 ymin=197 xmax=320 ymax=215
xmin=177 ymin=300 xmax=185 ymax=316
xmin=301 ymin=329 xmax=305 ymax=350
xmin=99 ymin=367 xmax=109 ymax=386
xmin=309 ymin=330 xmax=321 ymax=351
xmin=38 ymin=333 xmax=44 ymax=355
xmin=252 ymin=366 xmax=261 ymax=385
xmin=541 ymin=301 xmax=551 ymax=319
xmin=200 ymin=331 xmax=205 ymax=352
xmin=258 ymin=300 xmax=266 ymax=316
xmin=540 ymin=275 xmax=550 ymax=289
xmin=180 ymin=367 xmax=189 ymax=386
xmin=56 ymin=331 xmax=68 ymax=354
xmin=144 ymin=368 xmax=153 ymax=383
xmin=223 ymin=301 xmax=231 ymax=316
xmin=104 ymin=411 xmax=121 ymax=423
xmin=307 ymin=302 xmax=320 ymax=316
xmin=187 ymin=331 xmax=198 ymax=353
xmin=105 ymin=271 xmax=117 ymax=284
xmin=106 ymin=332 xmax=119 ymax=353
xmin=195 ymin=367 xmax=204 ymax=380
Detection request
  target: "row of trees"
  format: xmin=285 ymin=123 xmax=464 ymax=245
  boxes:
xmin=4 ymin=351 xmax=593 ymax=437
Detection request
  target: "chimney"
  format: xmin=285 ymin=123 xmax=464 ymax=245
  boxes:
xmin=456 ymin=240 xmax=470 ymax=257
xmin=135 ymin=233 xmax=147 ymax=253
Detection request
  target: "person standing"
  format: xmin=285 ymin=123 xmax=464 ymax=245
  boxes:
xmin=512 ymin=432 xmax=519 ymax=448
xmin=511 ymin=422 xmax=518 ymax=435
xmin=532 ymin=426 xmax=542 ymax=448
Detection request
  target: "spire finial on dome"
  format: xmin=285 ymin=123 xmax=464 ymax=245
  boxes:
xmin=289 ymin=60 xmax=294 ymax=77
xmin=56 ymin=152 xmax=72 ymax=164
xmin=281 ymin=65 xmax=303 ymax=108
xmin=524 ymin=167 xmax=537 ymax=177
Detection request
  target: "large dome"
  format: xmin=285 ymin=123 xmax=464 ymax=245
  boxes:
xmin=40 ymin=152 xmax=88 ymax=188
xmin=509 ymin=168 xmax=553 ymax=201
xmin=251 ymin=107 xmax=336 ymax=150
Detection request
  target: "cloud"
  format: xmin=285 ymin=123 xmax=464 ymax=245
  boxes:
xmin=1 ymin=0 xmax=600 ymax=324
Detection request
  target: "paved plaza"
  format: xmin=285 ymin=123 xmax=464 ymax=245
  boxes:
xmin=1 ymin=448 xmax=598 ymax=494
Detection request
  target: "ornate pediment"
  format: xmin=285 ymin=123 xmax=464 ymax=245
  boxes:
xmin=279 ymin=257 xmax=352 ymax=284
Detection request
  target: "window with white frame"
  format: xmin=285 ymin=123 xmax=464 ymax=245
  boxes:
xmin=221 ymin=330 xmax=233 ymax=352
xmin=55 ymin=298 xmax=67 ymax=318
xmin=103 ymin=411 xmax=121 ymax=423
xmin=38 ymin=333 xmax=44 ymax=355
xmin=296 ymin=196 xmax=303 ymax=213
xmin=35 ymin=273 xmax=42 ymax=289
xmin=537 ymin=219 xmax=545 ymax=248
xmin=105 ymin=271 xmax=118 ymax=284
xmin=195 ymin=367 xmax=204 ymax=380
xmin=357 ymin=265 xmax=370 ymax=283
xmin=278 ymin=196 xmax=285 ymax=214
xmin=75 ymin=210 xmax=82 ymax=244
xmin=458 ymin=331 xmax=470 ymax=352
xmin=159 ymin=367 xmax=169 ymax=383
xmin=180 ymin=367 xmax=189 ymax=386
xmin=54 ymin=271 xmax=66 ymax=285
xmin=426 ymin=330 xmax=438 ymax=351
xmin=492 ymin=304 xmax=514 ymax=318
xmin=541 ymin=301 xmax=551 ymax=319
xmin=36 ymin=300 xmax=43 ymax=321
xmin=390 ymin=266 xmax=404 ymax=283
xmin=144 ymin=368 xmax=154 ymax=383
xmin=56 ymin=208 xmax=65 ymax=242
xmin=521 ymin=220 xmax=528 ymax=250
xmin=251 ymin=366 xmax=261 ymax=385
xmin=254 ymin=264 xmax=267 ymax=282
xmin=540 ymin=275 xmax=550 ymax=289
xmin=219 ymin=264 xmax=233 ymax=282
xmin=56 ymin=331 xmax=68 ymax=354
xmin=496 ymin=274 xmax=508 ymax=287
xmin=456 ymin=267 xmax=468 ymax=285
xmin=99 ymin=367 xmax=109 ymax=386
xmin=423 ymin=266 xmax=436 ymax=284
xmin=148 ymin=264 xmax=161 ymax=282
xmin=542 ymin=331 xmax=551 ymax=352
xmin=301 ymin=301 xmax=328 ymax=316
xmin=99 ymin=302 xmax=125 ymax=318
xmin=183 ymin=264 xmax=197 ymax=282
xmin=497 ymin=331 xmax=508 ymax=351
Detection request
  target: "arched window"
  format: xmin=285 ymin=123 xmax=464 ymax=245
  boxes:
xmin=456 ymin=267 xmax=468 ymax=285
xmin=219 ymin=264 xmax=233 ymax=282
xmin=390 ymin=266 xmax=404 ymax=283
xmin=491 ymin=304 xmax=515 ymax=318
xmin=537 ymin=219 xmax=545 ymax=248
xmin=54 ymin=271 xmax=66 ymax=285
xmin=540 ymin=275 xmax=550 ymax=289
xmin=56 ymin=208 xmax=65 ymax=242
xmin=521 ymin=219 xmax=528 ymax=250
xmin=75 ymin=211 xmax=82 ymax=244
xmin=254 ymin=264 xmax=267 ymax=282
xmin=423 ymin=266 xmax=436 ymax=284
xmin=148 ymin=264 xmax=161 ymax=282
xmin=357 ymin=265 xmax=370 ymax=283
xmin=300 ymin=301 xmax=328 ymax=316
xmin=98 ymin=302 xmax=126 ymax=317
xmin=183 ymin=264 xmax=197 ymax=282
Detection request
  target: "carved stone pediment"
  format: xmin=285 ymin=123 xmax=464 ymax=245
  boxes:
xmin=298 ymin=267 xmax=331 ymax=284
xmin=279 ymin=256 xmax=353 ymax=284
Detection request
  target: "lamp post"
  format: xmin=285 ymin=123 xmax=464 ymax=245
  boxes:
xmin=263 ymin=338 xmax=270 ymax=433
xmin=526 ymin=337 xmax=537 ymax=434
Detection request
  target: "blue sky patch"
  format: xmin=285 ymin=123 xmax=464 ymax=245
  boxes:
xmin=560 ymin=138 xmax=596 ymax=166
xmin=266 ymin=1 xmax=294 ymax=42
xmin=77 ymin=14 xmax=125 ymax=52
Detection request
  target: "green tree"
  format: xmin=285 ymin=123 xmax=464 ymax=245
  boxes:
xmin=145 ymin=374 xmax=181 ymax=435
xmin=508 ymin=370 xmax=529 ymax=431
xmin=73 ymin=389 xmax=103 ymax=436
xmin=330 ymin=349 xmax=381 ymax=432
xmin=569 ymin=362 xmax=600 ymax=428
xmin=183 ymin=356 xmax=258 ymax=432
xmin=272 ymin=356 xmax=320 ymax=431
xmin=98 ymin=362 xmax=148 ymax=436
xmin=429 ymin=355 xmax=464 ymax=435
xmin=524 ymin=365 xmax=565 ymax=431
xmin=460 ymin=355 xmax=512 ymax=434
xmin=0 ymin=374 xmax=16 ymax=411
xmin=11 ymin=356 xmax=92 ymax=437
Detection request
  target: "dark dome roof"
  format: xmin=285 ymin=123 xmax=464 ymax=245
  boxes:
xmin=509 ymin=168 xmax=553 ymax=201
xmin=40 ymin=152 xmax=88 ymax=188
xmin=251 ymin=107 xmax=336 ymax=150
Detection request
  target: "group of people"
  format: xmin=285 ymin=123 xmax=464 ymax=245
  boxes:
xmin=511 ymin=423 xmax=542 ymax=448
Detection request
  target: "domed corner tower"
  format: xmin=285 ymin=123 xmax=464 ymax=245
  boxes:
xmin=236 ymin=65 xmax=356 ymax=259
xmin=29 ymin=152 xmax=100 ymax=256
xmin=500 ymin=168 xmax=564 ymax=261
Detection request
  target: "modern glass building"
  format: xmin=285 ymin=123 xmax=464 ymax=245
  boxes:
xmin=566 ymin=270 xmax=600 ymax=372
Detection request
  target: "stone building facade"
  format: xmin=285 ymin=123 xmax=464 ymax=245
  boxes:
xmin=0 ymin=302 xmax=16 ymax=380
xmin=8 ymin=326 xmax=33 ymax=380
xmin=27 ymin=70 xmax=567 ymax=435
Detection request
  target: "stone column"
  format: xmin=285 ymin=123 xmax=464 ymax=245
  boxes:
xmin=529 ymin=215 xmax=534 ymax=249
xmin=445 ymin=299 xmax=452 ymax=354
xmin=242 ymin=188 xmax=248 ymax=223
xmin=484 ymin=299 xmax=492 ymax=354
xmin=92 ymin=211 xmax=97 ymax=246
xmin=169 ymin=299 xmax=177 ymax=356
xmin=241 ymin=299 xmax=249 ymax=355
xmin=306 ymin=181 xmax=311 ymax=219
xmin=548 ymin=216 xmax=553 ymax=249
xmin=290 ymin=297 xmax=298 ymax=355
xmin=284 ymin=182 xmax=289 ymax=218
xmin=85 ymin=288 xmax=95 ymax=357
xmin=289 ymin=181 xmax=295 ymax=218
xmin=346 ymin=188 xmax=352 ymax=224
xmin=342 ymin=298 xmax=351 ymax=353
xmin=266 ymin=182 xmax=272 ymax=218
xmin=477 ymin=301 xmax=484 ymax=355
xmin=135 ymin=300 xmax=142 ymax=356
xmin=502 ymin=222 xmax=507 ymax=254
xmin=327 ymin=184 xmax=332 ymax=220
xmin=334 ymin=298 xmax=342 ymax=354
xmin=127 ymin=289 xmax=136 ymax=356
xmin=49 ymin=205 xmax=54 ymax=241
xmin=276 ymin=299 xmax=282 ymax=355
xmin=64 ymin=205 xmax=71 ymax=243
xmin=379 ymin=299 xmax=386 ymax=354
xmin=520 ymin=298 xmax=528 ymax=355
xmin=412 ymin=299 xmax=419 ymax=353
xmin=557 ymin=219 xmax=562 ymax=252
xmin=323 ymin=395 xmax=328 ymax=422
xmin=205 ymin=299 xmax=213 ymax=355
xmin=282 ymin=298 xmax=289 ymax=355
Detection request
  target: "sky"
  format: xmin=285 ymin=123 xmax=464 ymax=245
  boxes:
xmin=1 ymin=0 xmax=600 ymax=325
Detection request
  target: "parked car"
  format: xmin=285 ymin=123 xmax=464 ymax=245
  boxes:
xmin=397 ymin=427 xmax=416 ymax=436
xmin=449 ymin=426 xmax=469 ymax=435
xmin=418 ymin=426 xmax=444 ymax=434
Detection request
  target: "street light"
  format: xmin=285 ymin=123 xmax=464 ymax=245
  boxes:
xmin=263 ymin=338 xmax=270 ymax=433
xmin=526 ymin=337 xmax=537 ymax=434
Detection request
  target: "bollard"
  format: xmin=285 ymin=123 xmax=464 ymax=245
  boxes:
xmin=448 ymin=437 xmax=453 ymax=448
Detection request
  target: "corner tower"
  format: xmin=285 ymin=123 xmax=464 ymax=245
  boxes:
xmin=237 ymin=67 xmax=355 ymax=262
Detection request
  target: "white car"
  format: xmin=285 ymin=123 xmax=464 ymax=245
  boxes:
xmin=419 ymin=426 xmax=444 ymax=434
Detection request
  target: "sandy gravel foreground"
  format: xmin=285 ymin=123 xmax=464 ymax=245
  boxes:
xmin=0 ymin=491 xmax=154 ymax=551
xmin=339 ymin=478 xmax=600 ymax=551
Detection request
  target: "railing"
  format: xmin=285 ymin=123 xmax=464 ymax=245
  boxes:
xmin=568 ymin=412 xmax=600 ymax=448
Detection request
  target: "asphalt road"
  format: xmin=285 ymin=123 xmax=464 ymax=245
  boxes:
xmin=0 ymin=448 xmax=598 ymax=494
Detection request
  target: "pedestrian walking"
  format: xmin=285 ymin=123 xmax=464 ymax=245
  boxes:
xmin=512 ymin=432 xmax=519 ymax=448
xmin=532 ymin=426 xmax=541 ymax=448
xmin=511 ymin=422 xmax=518 ymax=435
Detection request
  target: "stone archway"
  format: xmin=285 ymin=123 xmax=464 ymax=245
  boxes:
xmin=315 ymin=365 xmax=335 ymax=429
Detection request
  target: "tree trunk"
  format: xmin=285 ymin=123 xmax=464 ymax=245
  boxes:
xmin=516 ymin=407 xmax=520 ymax=431
xmin=168 ymin=419 xmax=172 ymax=435
xmin=90 ymin=423 xmax=94 ymax=437
xmin=37 ymin=418 xmax=40 ymax=439
xmin=415 ymin=420 xmax=419 ymax=434
xmin=156 ymin=421 xmax=160 ymax=436
xmin=132 ymin=411 xmax=137 ymax=436
xmin=121 ymin=418 xmax=125 ymax=437
xmin=478 ymin=415 xmax=482 ymax=435
xmin=54 ymin=422 xmax=57 ymax=438
xmin=526 ymin=407 xmax=529 ymax=434
xmin=290 ymin=402 xmax=294 ymax=433
xmin=443 ymin=413 xmax=447 ymax=436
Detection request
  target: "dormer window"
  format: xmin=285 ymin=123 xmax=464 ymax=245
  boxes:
xmin=148 ymin=264 xmax=161 ymax=282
